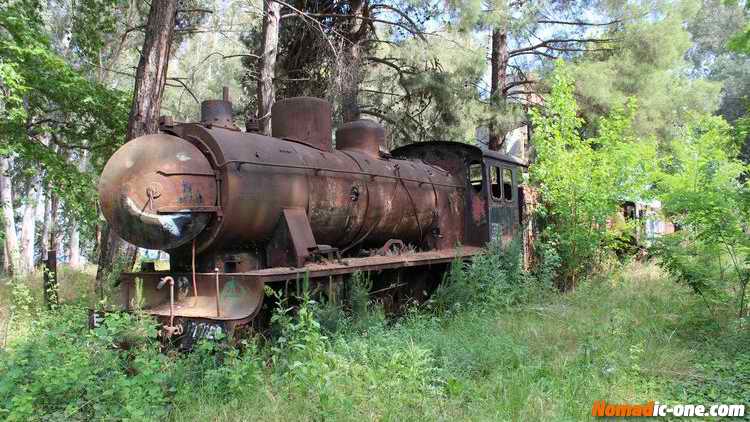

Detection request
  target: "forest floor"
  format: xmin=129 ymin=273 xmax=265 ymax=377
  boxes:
xmin=0 ymin=261 xmax=748 ymax=421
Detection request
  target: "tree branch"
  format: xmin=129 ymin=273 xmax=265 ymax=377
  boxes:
xmin=503 ymin=79 xmax=537 ymax=94
xmin=536 ymin=18 xmax=621 ymax=26
xmin=271 ymin=0 xmax=341 ymax=59
xmin=167 ymin=78 xmax=199 ymax=104
xmin=510 ymin=50 xmax=556 ymax=59
xmin=369 ymin=4 xmax=428 ymax=42
xmin=360 ymin=107 xmax=415 ymax=145
xmin=509 ymin=38 xmax=612 ymax=57
xmin=178 ymin=8 xmax=214 ymax=14
xmin=284 ymin=11 xmax=427 ymax=41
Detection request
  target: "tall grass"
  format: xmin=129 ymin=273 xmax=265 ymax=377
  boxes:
xmin=1 ymin=254 xmax=747 ymax=421
xmin=0 ymin=265 xmax=97 ymax=347
xmin=170 ymin=258 xmax=744 ymax=421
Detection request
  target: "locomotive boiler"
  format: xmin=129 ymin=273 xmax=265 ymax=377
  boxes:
xmin=98 ymin=91 xmax=525 ymax=340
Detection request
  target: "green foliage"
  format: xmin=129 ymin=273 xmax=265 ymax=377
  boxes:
xmin=530 ymin=61 xmax=657 ymax=288
xmin=572 ymin=1 xmax=722 ymax=141
xmin=0 ymin=1 xmax=130 ymax=228
xmin=728 ymin=22 xmax=750 ymax=53
xmin=431 ymin=239 xmax=547 ymax=314
xmin=69 ymin=0 xmax=129 ymax=63
xmin=664 ymin=326 xmax=750 ymax=408
xmin=654 ymin=113 xmax=750 ymax=316
xmin=363 ymin=32 xmax=521 ymax=146
xmin=0 ymin=307 xmax=170 ymax=421
xmin=652 ymin=233 xmax=731 ymax=310
xmin=688 ymin=0 xmax=750 ymax=129
xmin=270 ymin=291 xmax=328 ymax=369
xmin=2 ymin=257 xmax=749 ymax=421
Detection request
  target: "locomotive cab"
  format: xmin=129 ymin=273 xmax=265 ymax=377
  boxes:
xmin=391 ymin=142 xmax=527 ymax=248
xmin=485 ymin=155 xmax=522 ymax=246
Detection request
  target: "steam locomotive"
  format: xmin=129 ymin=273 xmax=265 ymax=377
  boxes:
xmin=98 ymin=91 xmax=526 ymax=340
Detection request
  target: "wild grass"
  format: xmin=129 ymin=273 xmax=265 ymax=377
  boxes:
xmin=1 ymin=256 xmax=747 ymax=421
xmin=0 ymin=265 xmax=96 ymax=346
xmin=167 ymin=258 xmax=746 ymax=421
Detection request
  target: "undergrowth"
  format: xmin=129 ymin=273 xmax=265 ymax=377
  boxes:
xmin=0 ymin=252 xmax=747 ymax=421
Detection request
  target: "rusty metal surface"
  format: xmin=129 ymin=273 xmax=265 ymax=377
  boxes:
xmin=335 ymin=119 xmax=385 ymax=156
xmin=113 ymin=247 xmax=479 ymax=321
xmin=244 ymin=246 xmax=482 ymax=283
xmin=485 ymin=159 xmax=520 ymax=245
xmin=271 ymin=97 xmax=333 ymax=152
xmin=266 ymin=208 xmax=318 ymax=267
xmin=114 ymin=246 xmax=477 ymax=322
xmin=160 ymin=123 xmax=463 ymax=258
xmin=391 ymin=141 xmax=487 ymax=247
xmin=98 ymin=134 xmax=217 ymax=250
xmin=97 ymin=95 xmax=529 ymax=325
xmin=377 ymin=239 xmax=405 ymax=255
xmin=200 ymin=100 xmax=238 ymax=130
xmin=117 ymin=272 xmax=264 ymax=321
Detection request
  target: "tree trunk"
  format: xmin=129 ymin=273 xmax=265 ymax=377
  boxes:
xmin=19 ymin=177 xmax=40 ymax=273
xmin=68 ymin=152 xmax=88 ymax=269
xmin=340 ymin=0 xmax=367 ymax=123
xmin=96 ymin=0 xmax=178 ymax=289
xmin=3 ymin=242 xmax=8 ymax=274
xmin=39 ymin=183 xmax=51 ymax=263
xmin=124 ymin=0 xmax=178 ymax=141
xmin=93 ymin=222 xmax=101 ymax=258
xmin=0 ymin=157 xmax=19 ymax=275
xmin=257 ymin=0 xmax=281 ymax=136
xmin=68 ymin=222 xmax=80 ymax=268
xmin=44 ymin=191 xmax=59 ymax=308
xmin=488 ymin=26 xmax=509 ymax=151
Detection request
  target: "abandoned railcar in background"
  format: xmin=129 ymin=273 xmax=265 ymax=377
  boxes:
xmin=97 ymin=91 xmax=526 ymax=342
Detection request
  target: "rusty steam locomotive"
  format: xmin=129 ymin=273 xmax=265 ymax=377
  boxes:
xmin=98 ymin=91 xmax=526 ymax=339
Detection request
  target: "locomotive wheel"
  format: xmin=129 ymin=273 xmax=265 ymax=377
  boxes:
xmin=399 ymin=269 xmax=438 ymax=308
xmin=364 ymin=268 xmax=440 ymax=315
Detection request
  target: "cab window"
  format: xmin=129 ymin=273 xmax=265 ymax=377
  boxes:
xmin=468 ymin=162 xmax=483 ymax=193
xmin=490 ymin=166 xmax=502 ymax=200
xmin=502 ymin=167 xmax=514 ymax=201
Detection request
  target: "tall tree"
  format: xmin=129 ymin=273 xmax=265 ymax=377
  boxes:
xmin=95 ymin=0 xmax=179 ymax=288
xmin=488 ymin=24 xmax=509 ymax=150
xmin=457 ymin=0 xmax=621 ymax=150
xmin=257 ymin=0 xmax=281 ymax=135
xmin=243 ymin=0 xmax=430 ymax=125
xmin=1 ymin=0 xmax=130 ymax=278
xmin=338 ymin=0 xmax=369 ymax=122
xmin=19 ymin=176 xmax=40 ymax=272
xmin=687 ymin=0 xmax=749 ymax=158
xmin=0 ymin=158 xmax=19 ymax=275
xmin=361 ymin=32 xmax=488 ymax=146
xmin=572 ymin=1 xmax=722 ymax=141
xmin=68 ymin=151 xmax=88 ymax=268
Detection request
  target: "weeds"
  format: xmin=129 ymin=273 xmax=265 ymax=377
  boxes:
xmin=430 ymin=239 xmax=552 ymax=314
xmin=0 ymin=254 xmax=745 ymax=421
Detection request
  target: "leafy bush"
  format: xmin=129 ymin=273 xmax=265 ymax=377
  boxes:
xmin=1 ymin=258 xmax=745 ymax=421
xmin=430 ymin=239 xmax=549 ymax=314
xmin=0 ymin=307 xmax=170 ymax=421
xmin=530 ymin=61 xmax=656 ymax=289
xmin=652 ymin=233 xmax=731 ymax=312
xmin=654 ymin=113 xmax=750 ymax=317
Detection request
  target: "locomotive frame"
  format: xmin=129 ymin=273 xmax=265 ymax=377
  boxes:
xmin=99 ymin=93 xmax=527 ymax=340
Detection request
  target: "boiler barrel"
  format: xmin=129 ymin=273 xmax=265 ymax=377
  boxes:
xmin=166 ymin=125 xmax=462 ymax=253
xmin=98 ymin=126 xmax=463 ymax=254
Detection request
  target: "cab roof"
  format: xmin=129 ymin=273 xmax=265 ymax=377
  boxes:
xmin=391 ymin=141 xmax=528 ymax=167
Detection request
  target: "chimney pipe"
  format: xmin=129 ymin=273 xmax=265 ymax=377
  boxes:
xmin=200 ymin=86 xmax=237 ymax=130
